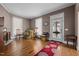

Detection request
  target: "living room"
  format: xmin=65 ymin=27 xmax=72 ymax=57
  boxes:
xmin=0 ymin=3 xmax=79 ymax=56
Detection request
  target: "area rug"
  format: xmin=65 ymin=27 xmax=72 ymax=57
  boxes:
xmin=35 ymin=41 xmax=61 ymax=56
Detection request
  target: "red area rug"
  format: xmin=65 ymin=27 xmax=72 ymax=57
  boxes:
xmin=35 ymin=41 xmax=61 ymax=56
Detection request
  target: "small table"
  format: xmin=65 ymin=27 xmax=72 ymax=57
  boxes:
xmin=16 ymin=34 xmax=23 ymax=40
xmin=40 ymin=35 xmax=47 ymax=41
xmin=65 ymin=35 xmax=77 ymax=49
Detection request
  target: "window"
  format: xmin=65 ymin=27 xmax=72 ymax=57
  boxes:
xmin=35 ymin=18 xmax=42 ymax=36
xmin=12 ymin=16 xmax=23 ymax=37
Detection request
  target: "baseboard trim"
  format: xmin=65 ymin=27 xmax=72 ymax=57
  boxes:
xmin=4 ymin=39 xmax=13 ymax=45
xmin=77 ymin=46 xmax=79 ymax=51
xmin=48 ymin=40 xmax=73 ymax=45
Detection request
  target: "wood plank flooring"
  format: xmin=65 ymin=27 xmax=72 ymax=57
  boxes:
xmin=0 ymin=38 xmax=47 ymax=56
xmin=0 ymin=38 xmax=79 ymax=56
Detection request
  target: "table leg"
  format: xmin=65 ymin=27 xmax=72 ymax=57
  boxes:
xmin=67 ymin=40 xmax=68 ymax=45
xmin=73 ymin=40 xmax=77 ymax=50
xmin=19 ymin=35 xmax=20 ymax=40
xmin=74 ymin=40 xmax=77 ymax=50
xmin=73 ymin=40 xmax=74 ymax=47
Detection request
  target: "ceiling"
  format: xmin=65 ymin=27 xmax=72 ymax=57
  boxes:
xmin=1 ymin=3 xmax=74 ymax=19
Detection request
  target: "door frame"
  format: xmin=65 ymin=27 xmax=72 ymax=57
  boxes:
xmin=49 ymin=12 xmax=64 ymax=42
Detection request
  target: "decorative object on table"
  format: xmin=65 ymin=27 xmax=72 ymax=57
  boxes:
xmin=35 ymin=41 xmax=61 ymax=56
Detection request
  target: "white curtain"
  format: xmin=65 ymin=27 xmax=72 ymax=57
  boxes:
xmin=35 ymin=18 xmax=42 ymax=36
xmin=12 ymin=16 xmax=23 ymax=37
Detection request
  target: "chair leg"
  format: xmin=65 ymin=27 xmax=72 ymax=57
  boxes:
xmin=73 ymin=40 xmax=77 ymax=50
xmin=67 ymin=40 xmax=68 ymax=45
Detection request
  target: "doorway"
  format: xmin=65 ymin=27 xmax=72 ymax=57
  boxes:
xmin=49 ymin=13 xmax=64 ymax=42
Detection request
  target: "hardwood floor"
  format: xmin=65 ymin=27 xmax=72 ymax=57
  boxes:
xmin=0 ymin=38 xmax=47 ymax=56
xmin=0 ymin=38 xmax=79 ymax=56
xmin=54 ymin=44 xmax=79 ymax=56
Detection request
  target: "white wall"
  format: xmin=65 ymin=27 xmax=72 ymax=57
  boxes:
xmin=0 ymin=4 xmax=12 ymax=32
xmin=75 ymin=4 xmax=79 ymax=50
xmin=77 ymin=12 xmax=79 ymax=50
xmin=0 ymin=4 xmax=30 ymax=39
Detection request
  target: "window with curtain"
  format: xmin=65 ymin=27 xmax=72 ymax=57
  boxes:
xmin=35 ymin=18 xmax=42 ymax=36
xmin=12 ymin=16 xmax=23 ymax=37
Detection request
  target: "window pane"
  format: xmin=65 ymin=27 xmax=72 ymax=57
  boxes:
xmin=35 ymin=18 xmax=42 ymax=35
